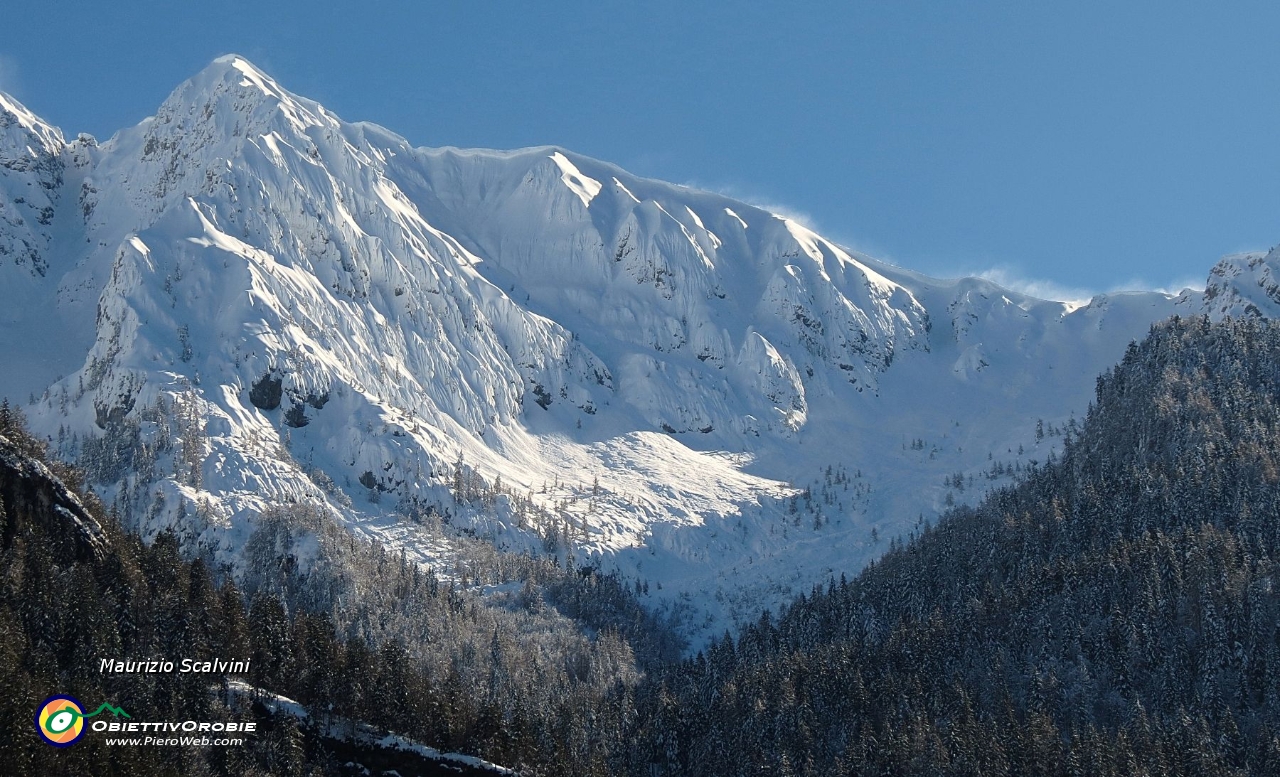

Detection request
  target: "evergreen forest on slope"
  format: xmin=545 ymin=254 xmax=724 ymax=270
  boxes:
xmin=621 ymin=316 xmax=1280 ymax=776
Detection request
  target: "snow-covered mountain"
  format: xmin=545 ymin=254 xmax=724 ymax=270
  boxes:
xmin=2 ymin=57 xmax=1275 ymax=645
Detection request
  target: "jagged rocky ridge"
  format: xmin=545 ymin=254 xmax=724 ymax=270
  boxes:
xmin=1 ymin=57 xmax=1278 ymax=642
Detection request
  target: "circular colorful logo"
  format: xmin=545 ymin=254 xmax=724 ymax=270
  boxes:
xmin=35 ymin=695 xmax=86 ymax=747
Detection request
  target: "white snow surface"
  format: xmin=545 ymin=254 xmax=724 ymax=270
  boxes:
xmin=2 ymin=57 xmax=1277 ymax=647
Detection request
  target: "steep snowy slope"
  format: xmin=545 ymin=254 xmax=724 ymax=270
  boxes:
xmin=2 ymin=57 xmax=1275 ymax=645
xmin=0 ymin=92 xmax=100 ymax=400
xmin=0 ymin=91 xmax=63 ymax=279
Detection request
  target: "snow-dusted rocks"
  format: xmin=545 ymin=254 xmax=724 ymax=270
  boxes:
xmin=2 ymin=56 xmax=1277 ymax=646
xmin=1198 ymin=247 xmax=1280 ymax=321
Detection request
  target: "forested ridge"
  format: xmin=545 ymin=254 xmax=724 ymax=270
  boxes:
xmin=0 ymin=402 xmax=674 ymax=775
xmin=619 ymin=316 xmax=1280 ymax=775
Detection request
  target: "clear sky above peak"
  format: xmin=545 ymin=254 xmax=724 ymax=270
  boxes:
xmin=4 ymin=1 xmax=1277 ymax=299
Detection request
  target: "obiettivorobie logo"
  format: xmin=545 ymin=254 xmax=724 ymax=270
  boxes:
xmin=34 ymin=659 xmax=258 ymax=748
xmin=35 ymin=695 xmax=131 ymax=747
xmin=35 ymin=692 xmax=256 ymax=748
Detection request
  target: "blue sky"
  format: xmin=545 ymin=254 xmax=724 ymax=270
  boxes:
xmin=4 ymin=1 xmax=1278 ymax=299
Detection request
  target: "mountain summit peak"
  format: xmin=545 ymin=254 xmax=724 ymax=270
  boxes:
xmin=165 ymin=54 xmax=312 ymax=117
xmin=200 ymin=54 xmax=289 ymax=100
xmin=210 ymin=52 xmax=255 ymax=67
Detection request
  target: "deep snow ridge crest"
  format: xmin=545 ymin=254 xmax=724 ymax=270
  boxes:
xmin=0 ymin=90 xmax=65 ymax=157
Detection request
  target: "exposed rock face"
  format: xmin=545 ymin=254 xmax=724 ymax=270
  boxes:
xmin=249 ymin=372 xmax=283 ymax=411
xmin=0 ymin=433 xmax=106 ymax=563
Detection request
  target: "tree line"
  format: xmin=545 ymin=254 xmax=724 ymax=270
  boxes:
xmin=6 ymin=314 xmax=1280 ymax=775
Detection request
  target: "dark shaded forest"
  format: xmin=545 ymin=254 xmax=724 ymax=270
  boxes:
xmin=620 ymin=316 xmax=1280 ymax=775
